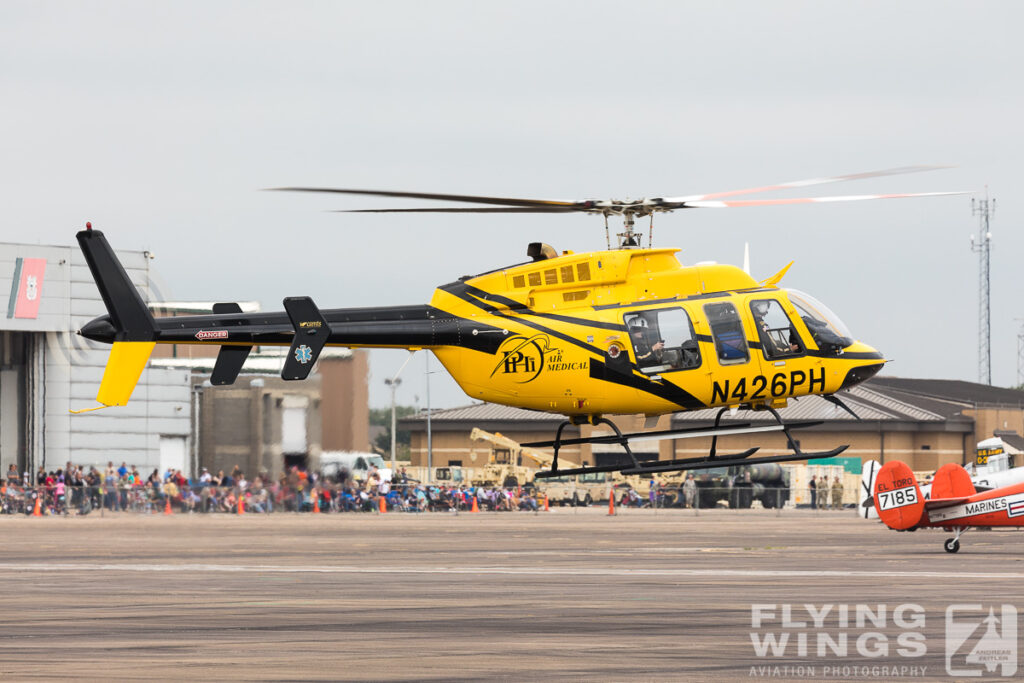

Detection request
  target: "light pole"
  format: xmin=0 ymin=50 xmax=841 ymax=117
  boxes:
xmin=385 ymin=352 xmax=415 ymax=472
xmin=384 ymin=377 xmax=401 ymax=471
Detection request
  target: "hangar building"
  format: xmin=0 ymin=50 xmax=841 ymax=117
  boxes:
xmin=0 ymin=240 xmax=190 ymax=482
xmin=1 ymin=239 xmax=370 ymax=484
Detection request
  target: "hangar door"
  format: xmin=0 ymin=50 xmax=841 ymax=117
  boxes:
xmin=281 ymin=395 xmax=309 ymax=454
xmin=0 ymin=332 xmax=27 ymax=476
xmin=159 ymin=435 xmax=187 ymax=476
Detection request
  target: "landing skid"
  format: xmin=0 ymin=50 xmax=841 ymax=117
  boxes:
xmin=530 ymin=406 xmax=849 ymax=480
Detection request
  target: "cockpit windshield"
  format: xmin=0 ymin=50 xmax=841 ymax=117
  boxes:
xmin=785 ymin=289 xmax=854 ymax=353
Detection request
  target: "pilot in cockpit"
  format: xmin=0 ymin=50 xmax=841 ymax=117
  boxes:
xmin=629 ymin=317 xmax=664 ymax=366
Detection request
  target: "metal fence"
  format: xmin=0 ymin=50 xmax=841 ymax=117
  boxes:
xmin=612 ymin=486 xmax=851 ymax=512
xmin=0 ymin=482 xmax=855 ymax=516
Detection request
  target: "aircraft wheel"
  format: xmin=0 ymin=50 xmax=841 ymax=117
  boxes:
xmin=944 ymin=538 xmax=960 ymax=554
xmin=571 ymin=493 xmax=580 ymax=508
xmin=583 ymin=493 xmax=592 ymax=507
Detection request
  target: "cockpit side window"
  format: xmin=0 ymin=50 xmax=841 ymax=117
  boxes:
xmin=786 ymin=289 xmax=855 ymax=354
xmin=624 ymin=308 xmax=701 ymax=374
xmin=750 ymin=299 xmax=804 ymax=359
xmin=703 ymin=302 xmax=749 ymax=365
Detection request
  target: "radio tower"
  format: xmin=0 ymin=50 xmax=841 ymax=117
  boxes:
xmin=970 ymin=194 xmax=995 ymax=385
xmin=1017 ymin=320 xmax=1024 ymax=389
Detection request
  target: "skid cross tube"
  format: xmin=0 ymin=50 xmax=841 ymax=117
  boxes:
xmin=708 ymin=406 xmax=731 ymax=460
xmin=550 ymin=419 xmax=573 ymax=473
xmin=533 ymin=407 xmax=848 ymax=479
xmin=592 ymin=416 xmax=640 ymax=469
xmin=521 ymin=420 xmax=797 ymax=449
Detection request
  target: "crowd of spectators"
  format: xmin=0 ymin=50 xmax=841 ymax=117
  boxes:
xmin=0 ymin=462 xmax=545 ymax=516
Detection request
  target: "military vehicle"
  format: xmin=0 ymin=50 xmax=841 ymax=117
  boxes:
xmin=468 ymin=428 xmax=538 ymax=489
xmin=538 ymin=470 xmax=613 ymax=506
xmin=687 ymin=463 xmax=790 ymax=509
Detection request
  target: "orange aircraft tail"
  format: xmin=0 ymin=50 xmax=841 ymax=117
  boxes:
xmin=873 ymin=461 xmax=925 ymax=530
xmin=930 ymin=462 xmax=976 ymax=499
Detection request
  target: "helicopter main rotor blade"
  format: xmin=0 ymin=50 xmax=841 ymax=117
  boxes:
xmin=334 ymin=207 xmax=582 ymax=213
xmin=660 ymin=165 xmax=952 ymax=204
xmin=270 ymin=187 xmax=581 ymax=209
xmin=678 ymin=190 xmax=968 ymax=209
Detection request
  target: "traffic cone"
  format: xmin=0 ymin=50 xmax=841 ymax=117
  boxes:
xmin=164 ymin=497 xmax=172 ymax=515
xmin=312 ymin=492 xmax=320 ymax=513
xmin=237 ymin=494 xmax=245 ymax=515
xmin=378 ymin=495 xmax=387 ymax=513
xmin=32 ymin=494 xmax=42 ymax=517
xmin=608 ymin=493 xmax=615 ymax=516
xmin=471 ymin=496 xmax=479 ymax=513
xmin=544 ymin=494 xmax=549 ymax=512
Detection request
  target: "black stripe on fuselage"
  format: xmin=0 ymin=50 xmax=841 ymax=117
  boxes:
xmin=452 ymin=282 xmax=627 ymax=332
xmin=439 ymin=283 xmax=608 ymax=357
xmin=441 ymin=282 xmax=707 ymax=410
xmin=589 ymin=358 xmax=705 ymax=410
xmin=141 ymin=304 xmax=509 ymax=354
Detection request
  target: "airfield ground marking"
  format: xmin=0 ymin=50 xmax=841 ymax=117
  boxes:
xmin=0 ymin=563 xmax=1021 ymax=580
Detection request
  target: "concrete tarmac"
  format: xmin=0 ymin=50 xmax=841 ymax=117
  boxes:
xmin=0 ymin=507 xmax=1021 ymax=681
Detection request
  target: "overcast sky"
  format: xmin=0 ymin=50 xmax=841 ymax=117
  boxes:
xmin=3 ymin=1 xmax=1022 ymax=409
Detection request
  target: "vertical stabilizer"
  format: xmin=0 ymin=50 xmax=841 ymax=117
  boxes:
xmin=76 ymin=227 xmax=158 ymax=341
xmin=931 ymin=462 xmax=977 ymax=499
xmin=73 ymin=226 xmax=159 ymax=411
xmin=873 ymin=461 xmax=925 ymax=530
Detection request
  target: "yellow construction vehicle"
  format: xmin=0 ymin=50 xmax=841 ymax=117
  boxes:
xmin=467 ymin=428 xmax=539 ymax=489
xmin=469 ymin=428 xmax=611 ymax=505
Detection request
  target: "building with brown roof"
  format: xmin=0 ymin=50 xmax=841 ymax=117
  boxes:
xmin=402 ymin=377 xmax=1024 ymax=473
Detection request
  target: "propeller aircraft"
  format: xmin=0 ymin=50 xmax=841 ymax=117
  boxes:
xmin=872 ymin=460 xmax=1024 ymax=553
xmin=74 ymin=166 xmax=964 ymax=478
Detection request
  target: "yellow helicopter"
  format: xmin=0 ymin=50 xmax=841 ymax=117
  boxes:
xmin=75 ymin=166 xmax=963 ymax=477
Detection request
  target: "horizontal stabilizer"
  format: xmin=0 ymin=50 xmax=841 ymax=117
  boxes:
xmin=924 ymin=496 xmax=971 ymax=510
xmin=211 ymin=346 xmax=252 ymax=385
xmin=210 ymin=302 xmax=252 ymax=385
xmin=282 ymin=296 xmax=329 ymax=381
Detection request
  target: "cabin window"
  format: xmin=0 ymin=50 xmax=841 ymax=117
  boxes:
xmin=576 ymin=262 xmax=591 ymax=281
xmin=512 ymin=275 xmax=525 ymax=288
xmin=750 ymin=299 xmax=804 ymax=359
xmin=625 ymin=307 xmax=701 ymax=373
xmin=786 ymin=289 xmax=854 ymax=354
xmin=560 ymin=266 xmax=575 ymax=283
xmin=528 ymin=272 xmax=542 ymax=287
xmin=544 ymin=269 xmax=558 ymax=285
xmin=703 ymin=302 xmax=749 ymax=365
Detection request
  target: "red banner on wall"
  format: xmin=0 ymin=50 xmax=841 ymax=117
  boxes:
xmin=7 ymin=258 xmax=47 ymax=320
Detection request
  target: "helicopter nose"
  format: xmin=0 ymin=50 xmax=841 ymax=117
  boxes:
xmin=838 ymin=341 xmax=885 ymax=391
